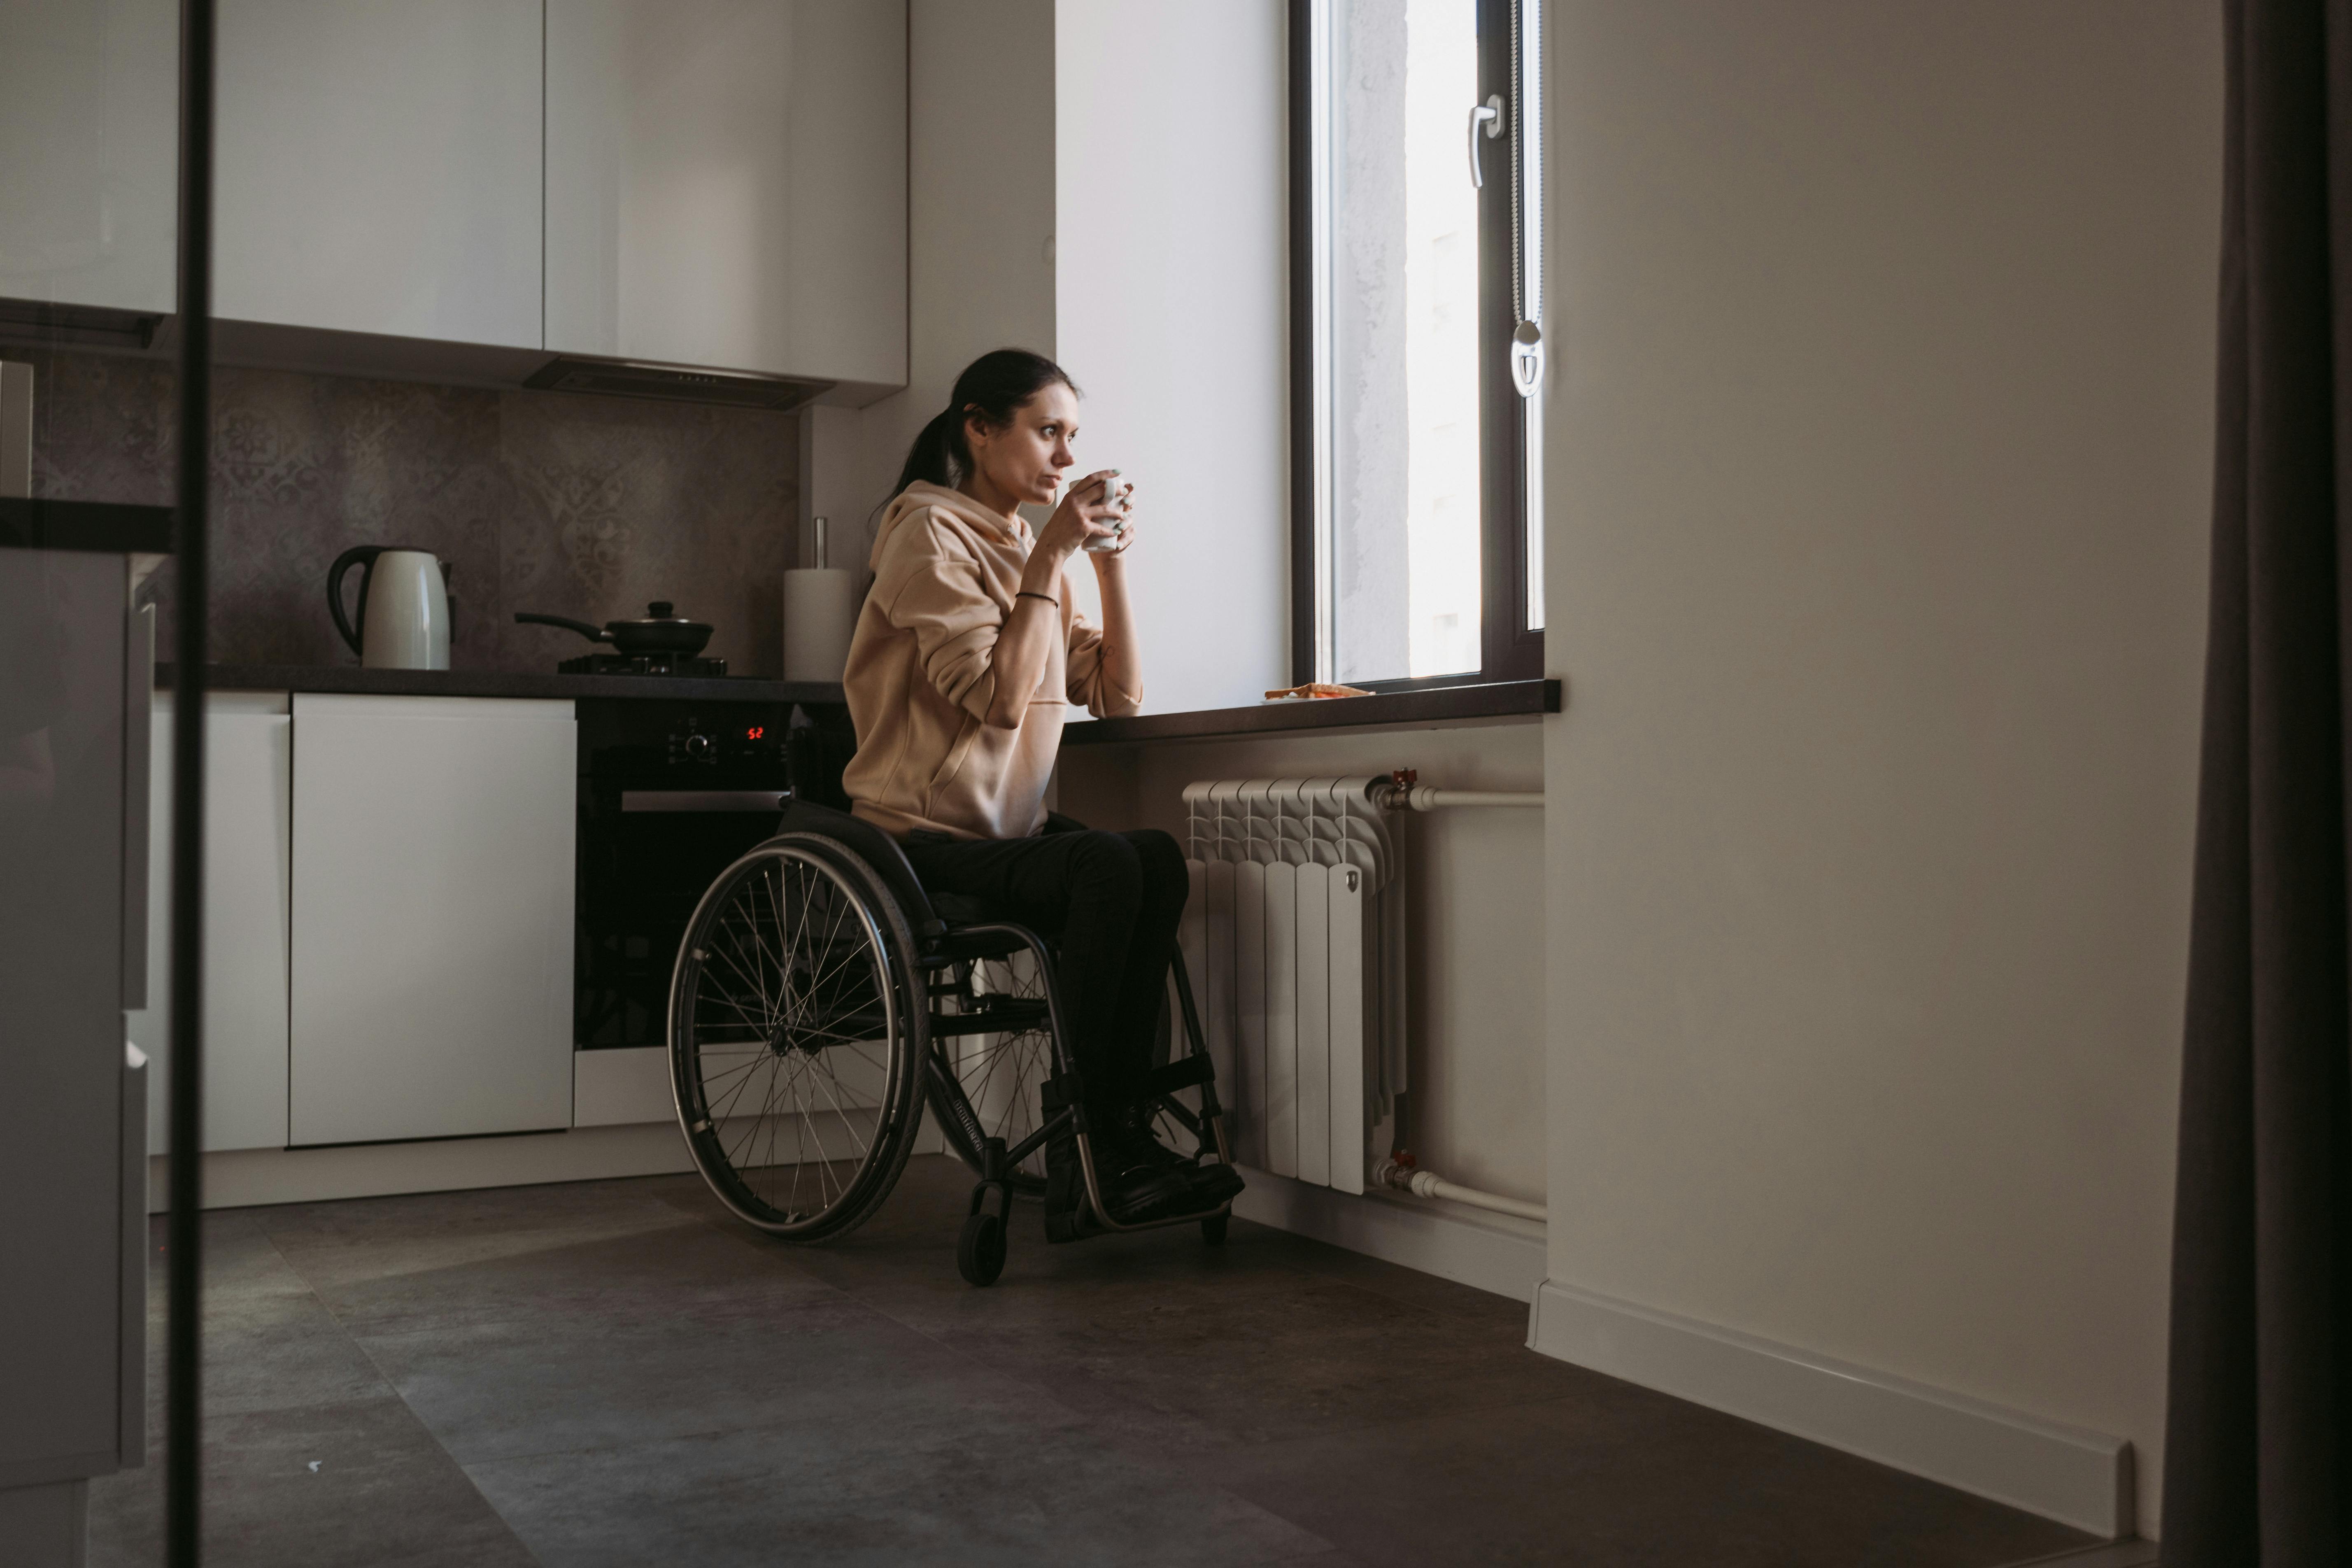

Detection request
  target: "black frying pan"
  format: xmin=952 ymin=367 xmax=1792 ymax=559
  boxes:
xmin=515 ymin=601 xmax=714 ymax=657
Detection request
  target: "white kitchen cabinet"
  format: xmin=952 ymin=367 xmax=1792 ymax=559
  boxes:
xmin=214 ymin=0 xmax=543 ymax=348
xmin=545 ymin=0 xmax=907 ymax=386
xmin=0 ymin=0 xmax=180 ymax=314
xmin=288 ymin=694 xmax=575 ymax=1146
xmin=126 ymin=693 xmax=293 ymax=1156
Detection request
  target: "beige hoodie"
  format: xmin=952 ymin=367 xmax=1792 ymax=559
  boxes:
xmin=842 ymin=482 xmax=1141 ymax=840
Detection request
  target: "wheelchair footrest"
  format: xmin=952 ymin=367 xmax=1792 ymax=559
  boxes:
xmin=1048 ymin=1191 xmax=1234 ymax=1245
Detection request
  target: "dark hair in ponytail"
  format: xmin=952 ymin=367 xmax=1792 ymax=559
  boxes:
xmin=894 ymin=348 xmax=1078 ymax=496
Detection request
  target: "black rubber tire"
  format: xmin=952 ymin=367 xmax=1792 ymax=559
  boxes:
xmin=669 ymin=834 xmax=928 ymax=1243
xmin=957 ymin=1211 xmax=1007 ymax=1286
xmin=1201 ymin=1212 xmax=1229 ymax=1246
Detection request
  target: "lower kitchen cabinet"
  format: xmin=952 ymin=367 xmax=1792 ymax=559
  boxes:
xmin=126 ymin=692 xmax=293 ymax=1156
xmin=288 ymin=694 xmax=576 ymax=1146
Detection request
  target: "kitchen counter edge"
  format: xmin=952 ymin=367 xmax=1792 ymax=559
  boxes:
xmin=155 ymin=664 xmax=848 ymax=706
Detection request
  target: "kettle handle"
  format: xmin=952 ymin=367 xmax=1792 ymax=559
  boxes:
xmin=327 ymin=545 xmax=385 ymax=656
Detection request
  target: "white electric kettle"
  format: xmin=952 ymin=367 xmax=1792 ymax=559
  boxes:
xmin=327 ymin=546 xmax=451 ymax=669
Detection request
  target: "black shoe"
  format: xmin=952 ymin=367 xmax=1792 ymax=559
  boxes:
xmin=1104 ymin=1102 xmax=1192 ymax=1174
xmin=1103 ymin=1104 xmax=1244 ymax=1212
xmin=1077 ymin=1114 xmax=1195 ymax=1222
xmin=1041 ymin=1104 xmax=1195 ymax=1235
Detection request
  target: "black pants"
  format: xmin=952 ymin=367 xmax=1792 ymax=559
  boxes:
xmin=900 ymin=827 xmax=1188 ymax=1111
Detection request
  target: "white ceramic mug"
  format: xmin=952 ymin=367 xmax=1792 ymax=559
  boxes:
xmin=1084 ymin=471 xmax=1129 ymax=554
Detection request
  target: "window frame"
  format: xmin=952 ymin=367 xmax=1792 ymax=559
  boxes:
xmin=1288 ymin=0 xmax=1544 ymax=691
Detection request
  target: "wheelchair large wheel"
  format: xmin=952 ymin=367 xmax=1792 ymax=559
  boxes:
xmin=669 ymin=836 xmax=927 ymax=1240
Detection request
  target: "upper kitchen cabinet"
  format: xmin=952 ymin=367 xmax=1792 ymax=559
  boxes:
xmin=0 ymin=0 xmax=179 ymax=315
xmin=214 ymin=0 xmax=543 ymax=348
xmin=546 ymin=0 xmax=908 ymax=391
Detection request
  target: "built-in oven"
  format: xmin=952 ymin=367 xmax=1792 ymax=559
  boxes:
xmin=573 ymin=695 xmax=855 ymax=1049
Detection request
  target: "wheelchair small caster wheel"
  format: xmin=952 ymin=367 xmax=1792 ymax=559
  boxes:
xmin=1201 ymin=1213 xmax=1229 ymax=1246
xmin=958 ymin=1211 xmax=1007 ymax=1285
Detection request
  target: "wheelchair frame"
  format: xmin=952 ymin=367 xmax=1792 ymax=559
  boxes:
xmin=667 ymin=794 xmax=1237 ymax=1285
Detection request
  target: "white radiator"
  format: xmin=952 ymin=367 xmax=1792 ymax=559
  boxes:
xmin=1180 ymin=778 xmax=1404 ymax=1194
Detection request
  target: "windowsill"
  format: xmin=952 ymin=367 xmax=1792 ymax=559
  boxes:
xmin=1060 ymin=677 xmax=1560 ymax=746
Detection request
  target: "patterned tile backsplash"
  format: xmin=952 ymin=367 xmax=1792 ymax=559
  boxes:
xmin=19 ymin=349 xmax=799 ymax=676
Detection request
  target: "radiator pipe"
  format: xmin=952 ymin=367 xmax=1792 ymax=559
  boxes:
xmin=1372 ymin=1157 xmax=1547 ymax=1223
xmin=1392 ymin=787 xmax=1544 ymax=811
xmin=1379 ymin=770 xmax=1543 ymax=812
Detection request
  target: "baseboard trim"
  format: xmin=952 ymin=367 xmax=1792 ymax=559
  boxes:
xmin=152 ymin=1121 xmax=695 ymax=1212
xmin=1232 ymin=1165 xmax=1547 ymax=1304
xmin=1527 ymin=1278 xmax=2134 ymax=1539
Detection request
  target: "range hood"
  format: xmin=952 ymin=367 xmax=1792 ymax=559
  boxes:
xmin=523 ymin=356 xmax=831 ymax=412
xmin=0 ymin=298 xmax=165 ymax=352
xmin=0 ymin=303 xmax=848 ymax=412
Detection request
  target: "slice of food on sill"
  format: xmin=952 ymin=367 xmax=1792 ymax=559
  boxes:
xmin=1263 ymin=682 xmax=1373 ymax=701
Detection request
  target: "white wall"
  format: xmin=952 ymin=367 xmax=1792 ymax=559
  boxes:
xmin=809 ymin=0 xmax=1290 ymax=713
xmin=809 ymin=0 xmax=1059 ymax=570
xmin=1054 ymin=0 xmax=1290 ymax=713
xmin=1540 ymin=1 xmax=2220 ymax=1535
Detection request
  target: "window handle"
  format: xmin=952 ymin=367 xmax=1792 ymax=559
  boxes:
xmin=1511 ymin=321 xmax=1544 ymax=398
xmin=1468 ymin=95 xmax=1504 ymax=187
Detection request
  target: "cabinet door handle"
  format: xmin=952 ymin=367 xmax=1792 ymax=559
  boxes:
xmin=122 ymin=601 xmax=156 ymax=1006
xmin=621 ymin=790 xmax=787 ymax=813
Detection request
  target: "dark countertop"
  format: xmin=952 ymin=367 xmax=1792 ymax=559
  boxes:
xmin=1061 ymin=678 xmax=1560 ymax=745
xmin=156 ymin=663 xmax=848 ymax=706
xmin=1 ymin=498 xmax=175 ymax=554
xmin=153 ymin=666 xmax=1558 ymax=737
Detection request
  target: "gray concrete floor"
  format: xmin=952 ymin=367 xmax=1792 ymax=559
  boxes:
xmin=91 ymin=1156 xmax=2101 ymax=1567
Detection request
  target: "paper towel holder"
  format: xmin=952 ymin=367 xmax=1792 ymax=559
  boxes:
xmin=812 ymin=515 xmax=830 ymax=570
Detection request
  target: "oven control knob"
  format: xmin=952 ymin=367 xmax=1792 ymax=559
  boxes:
xmin=685 ymin=732 xmax=715 ymax=760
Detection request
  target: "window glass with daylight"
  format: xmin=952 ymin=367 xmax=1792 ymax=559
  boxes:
xmin=1299 ymin=0 xmax=1543 ymax=688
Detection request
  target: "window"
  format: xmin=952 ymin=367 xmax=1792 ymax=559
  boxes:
xmin=1291 ymin=0 xmax=1543 ymax=688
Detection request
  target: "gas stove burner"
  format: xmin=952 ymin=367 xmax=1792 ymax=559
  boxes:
xmin=559 ymin=651 xmax=730 ymax=678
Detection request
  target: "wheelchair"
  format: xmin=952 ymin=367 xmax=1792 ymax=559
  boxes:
xmin=666 ymin=792 xmax=1237 ymax=1285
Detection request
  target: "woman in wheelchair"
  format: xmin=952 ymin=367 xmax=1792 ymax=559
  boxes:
xmin=670 ymin=348 xmax=1237 ymax=1282
xmin=838 ymin=349 xmax=1244 ymax=1231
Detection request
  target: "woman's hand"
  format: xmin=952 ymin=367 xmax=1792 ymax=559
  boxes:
xmin=987 ymin=470 xmax=1141 ymax=730
xmin=1036 ymin=469 xmax=1127 ymax=560
xmin=1088 ymin=482 xmax=1142 ymax=563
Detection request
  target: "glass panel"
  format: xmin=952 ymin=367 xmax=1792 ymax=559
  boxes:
xmin=1515 ymin=0 xmax=1544 ymax=634
xmin=1328 ymin=0 xmax=1482 ymax=685
xmin=1523 ymin=389 xmax=1544 ymax=631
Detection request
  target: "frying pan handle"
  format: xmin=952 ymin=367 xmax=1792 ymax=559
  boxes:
xmin=514 ymin=611 xmax=612 ymax=643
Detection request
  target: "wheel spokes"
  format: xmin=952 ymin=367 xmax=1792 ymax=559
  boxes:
xmin=686 ymin=848 xmax=900 ymax=1228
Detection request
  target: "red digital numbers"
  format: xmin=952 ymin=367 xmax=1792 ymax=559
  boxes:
xmin=745 ymin=726 xmax=764 ymax=741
